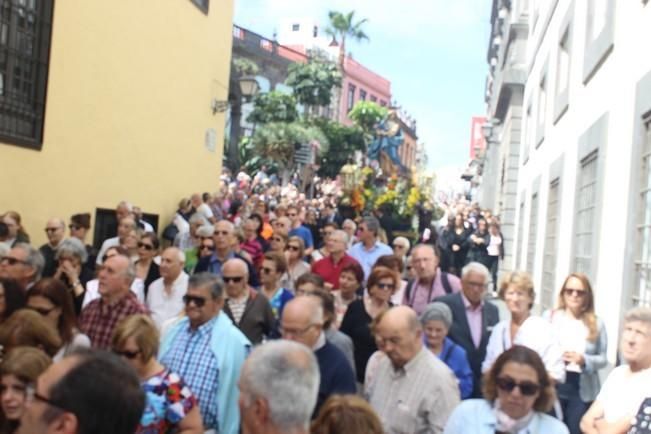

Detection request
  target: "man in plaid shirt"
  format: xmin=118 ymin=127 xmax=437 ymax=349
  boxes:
xmin=80 ymin=253 xmax=148 ymax=349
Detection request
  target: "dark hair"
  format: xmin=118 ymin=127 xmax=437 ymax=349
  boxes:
xmin=322 ymin=222 xmax=338 ymax=231
xmin=249 ymin=213 xmax=265 ymax=237
xmin=43 ymin=349 xmax=145 ymax=434
xmin=0 ymin=309 xmax=62 ymax=357
xmin=70 ymin=213 xmax=91 ymax=230
xmin=295 ymin=273 xmax=325 ymax=291
xmin=102 ymin=245 xmax=128 ymax=263
xmin=308 ymin=289 xmax=336 ymax=329
xmin=374 ymin=254 xmax=404 ymax=273
xmin=140 ymin=232 xmax=160 ymax=250
xmin=189 ymin=272 xmax=224 ymax=299
xmin=263 ymin=251 xmax=287 ymax=275
xmin=27 ymin=278 xmax=77 ymax=344
xmin=0 ymin=278 xmax=26 ymax=321
xmin=0 ymin=222 xmax=8 ymax=238
xmin=340 ymin=262 xmax=364 ymax=285
xmin=482 ymin=345 xmax=556 ymax=412
xmin=312 ymin=395 xmax=383 ymax=434
xmin=367 ymin=266 xmax=399 ymax=297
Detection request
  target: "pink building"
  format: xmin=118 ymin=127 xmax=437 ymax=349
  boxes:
xmin=339 ymin=55 xmax=392 ymax=125
xmin=469 ymin=116 xmax=487 ymax=159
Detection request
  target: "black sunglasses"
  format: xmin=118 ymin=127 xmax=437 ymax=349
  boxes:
xmin=222 ymin=276 xmax=244 ymax=284
xmin=377 ymin=283 xmax=395 ymax=290
xmin=137 ymin=242 xmax=155 ymax=251
xmin=68 ymin=224 xmax=82 ymax=231
xmin=199 ymin=245 xmax=215 ymax=251
xmin=0 ymin=257 xmax=28 ymax=266
xmin=495 ymin=377 xmax=540 ymax=396
xmin=286 ymin=245 xmax=300 ymax=251
xmin=113 ymin=349 xmax=141 ymax=360
xmin=183 ymin=294 xmax=207 ymax=307
xmin=261 ymin=267 xmax=275 ymax=274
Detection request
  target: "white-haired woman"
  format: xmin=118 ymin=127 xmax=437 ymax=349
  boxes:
xmin=53 ymin=238 xmax=94 ymax=315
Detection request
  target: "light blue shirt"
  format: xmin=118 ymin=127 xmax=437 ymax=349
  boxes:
xmin=444 ymin=399 xmax=569 ymax=434
xmin=347 ymin=240 xmax=393 ymax=280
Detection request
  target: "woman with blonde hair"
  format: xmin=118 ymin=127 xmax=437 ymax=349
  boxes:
xmin=112 ymin=314 xmax=202 ymax=434
xmin=544 ymin=273 xmax=607 ymax=434
xmin=311 ymin=394 xmax=383 ymax=434
xmin=482 ymin=271 xmax=564 ymax=383
xmin=0 ymin=347 xmax=51 ymax=434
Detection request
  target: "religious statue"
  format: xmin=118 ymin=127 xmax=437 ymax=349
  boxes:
xmin=367 ymin=109 xmax=407 ymax=172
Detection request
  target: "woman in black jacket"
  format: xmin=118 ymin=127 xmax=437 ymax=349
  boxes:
xmin=466 ymin=218 xmax=491 ymax=268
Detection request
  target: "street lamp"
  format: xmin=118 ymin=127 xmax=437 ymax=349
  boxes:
xmin=212 ymin=75 xmax=260 ymax=114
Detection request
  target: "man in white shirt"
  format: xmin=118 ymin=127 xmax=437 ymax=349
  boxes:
xmin=581 ymin=306 xmax=651 ymax=434
xmin=146 ymin=247 xmax=188 ymax=329
xmin=96 ymin=215 xmax=137 ymax=265
xmin=191 ymin=193 xmax=216 ymax=224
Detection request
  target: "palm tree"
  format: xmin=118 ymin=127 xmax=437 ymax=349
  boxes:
xmin=325 ymin=10 xmax=369 ymax=120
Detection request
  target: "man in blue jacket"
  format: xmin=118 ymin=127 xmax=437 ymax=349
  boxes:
xmin=160 ymin=272 xmax=251 ymax=434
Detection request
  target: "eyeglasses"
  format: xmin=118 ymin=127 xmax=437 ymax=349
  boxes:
xmin=222 ymin=276 xmax=244 ymax=284
xmin=280 ymin=323 xmax=319 ymax=337
xmin=183 ymin=294 xmax=207 ymax=307
xmin=44 ymin=227 xmax=61 ymax=233
xmin=112 ymin=349 xmax=141 ymax=359
xmin=199 ymin=244 xmax=215 ymax=251
xmin=137 ymin=242 xmax=154 ymax=251
xmin=68 ymin=224 xmax=82 ymax=231
xmin=215 ymin=230 xmax=230 ymax=236
xmin=25 ymin=384 xmax=70 ymax=413
xmin=286 ymin=245 xmax=300 ymax=252
xmin=376 ymin=283 xmax=395 ymax=290
xmin=28 ymin=306 xmax=57 ymax=316
xmin=563 ymin=288 xmax=586 ymax=297
xmin=261 ymin=267 xmax=275 ymax=274
xmin=0 ymin=257 xmax=28 ymax=266
xmin=495 ymin=377 xmax=540 ymax=396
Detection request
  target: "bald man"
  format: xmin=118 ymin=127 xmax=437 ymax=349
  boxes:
xmin=40 ymin=217 xmax=66 ymax=277
xmin=367 ymin=306 xmax=460 ymax=434
xmin=222 ymin=258 xmax=274 ymax=344
xmin=281 ymin=296 xmax=356 ymax=416
xmin=147 ymin=247 xmax=189 ymax=329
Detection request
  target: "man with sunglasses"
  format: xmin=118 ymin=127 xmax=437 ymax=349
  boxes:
xmin=146 ymin=247 xmax=189 ymax=329
xmin=160 ymin=272 xmax=250 ymax=434
xmin=39 ymin=218 xmax=67 ymax=278
xmin=0 ymin=243 xmax=45 ymax=291
xmin=287 ymin=205 xmax=314 ymax=256
xmin=367 ymin=306 xmax=460 ymax=434
xmin=280 ymin=296 xmax=356 ymax=416
xmin=16 ymin=348 xmax=145 ymax=434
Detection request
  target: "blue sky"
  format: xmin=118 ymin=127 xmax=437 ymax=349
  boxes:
xmin=233 ymin=0 xmax=492 ymax=171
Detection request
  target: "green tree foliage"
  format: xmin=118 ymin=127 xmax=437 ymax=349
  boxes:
xmin=348 ymin=101 xmax=388 ymax=135
xmin=325 ymin=10 xmax=369 ymax=70
xmin=286 ymin=59 xmax=341 ymax=111
xmin=312 ymin=118 xmax=365 ymax=178
xmin=237 ymin=136 xmax=276 ymax=174
xmin=247 ymin=91 xmax=298 ymax=124
xmin=232 ymin=57 xmax=260 ymax=76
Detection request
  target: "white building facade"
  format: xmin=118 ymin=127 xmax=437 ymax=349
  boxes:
xmin=480 ymin=0 xmax=651 ymax=362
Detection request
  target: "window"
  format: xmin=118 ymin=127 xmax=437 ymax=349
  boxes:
xmin=347 ymin=84 xmax=356 ymax=112
xmin=313 ymin=26 xmax=318 ymax=38
xmin=557 ymin=30 xmax=570 ymax=96
xmin=526 ymin=192 xmax=539 ymax=274
xmin=633 ymin=116 xmax=651 ymax=306
xmin=359 ymin=89 xmax=367 ymax=101
xmin=514 ymin=201 xmax=524 ymax=268
xmin=583 ymin=0 xmax=615 ymax=83
xmin=536 ymin=74 xmax=547 ymax=147
xmin=0 ymin=0 xmax=53 ymax=149
xmin=190 ymin=0 xmax=209 ymax=13
xmin=541 ymin=178 xmax=560 ymax=309
xmin=589 ymin=0 xmax=608 ymax=41
xmin=523 ymin=102 xmax=533 ymax=164
xmin=573 ymin=151 xmax=599 ymax=276
xmin=370 ymin=95 xmax=377 ymax=103
xmin=292 ymin=24 xmax=300 ymax=31
xmin=380 ymin=100 xmax=387 ymax=107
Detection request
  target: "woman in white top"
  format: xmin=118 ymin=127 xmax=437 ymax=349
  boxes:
xmin=281 ymin=236 xmax=310 ymax=292
xmin=544 ymin=273 xmax=607 ymax=434
xmin=482 ymin=271 xmax=565 ymax=383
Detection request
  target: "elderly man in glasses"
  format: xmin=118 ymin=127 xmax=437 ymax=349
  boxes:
xmin=0 ymin=243 xmax=45 ymax=291
xmin=160 ymin=272 xmax=250 ymax=434
xmin=146 ymin=247 xmax=189 ymax=329
xmin=40 ymin=217 xmax=66 ymax=278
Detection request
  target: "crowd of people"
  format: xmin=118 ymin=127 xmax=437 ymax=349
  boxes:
xmin=0 ymin=168 xmax=649 ymax=434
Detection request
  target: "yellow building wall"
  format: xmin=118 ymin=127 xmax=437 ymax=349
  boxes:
xmin=0 ymin=0 xmax=233 ymax=246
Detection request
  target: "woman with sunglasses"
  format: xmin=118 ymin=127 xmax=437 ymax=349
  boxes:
xmin=26 ymin=278 xmax=90 ymax=361
xmin=482 ymin=271 xmax=565 ymax=385
xmin=0 ymin=347 xmax=51 ymax=434
xmin=269 ymin=230 xmax=288 ymax=255
xmin=112 ymin=314 xmax=203 ymax=434
xmin=340 ymin=266 xmax=398 ymax=384
xmin=134 ymin=233 xmax=161 ymax=300
xmin=259 ymin=252 xmax=294 ymax=321
xmin=445 ymin=345 xmax=569 ymax=433
xmin=543 ymin=273 xmax=607 ymax=434
xmin=281 ymin=236 xmax=310 ymax=292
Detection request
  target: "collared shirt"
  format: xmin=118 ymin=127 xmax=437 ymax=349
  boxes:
xmin=368 ymin=347 xmax=460 ymax=434
xmin=289 ymin=225 xmax=314 ymax=248
xmin=311 ymin=253 xmax=359 ymax=289
xmin=444 ymin=399 xmax=569 ymax=434
xmin=146 ymin=272 xmax=189 ymax=329
xmin=206 ymin=251 xmax=237 ymax=275
xmin=460 ymin=292 xmax=483 ymax=348
xmin=80 ymin=292 xmax=148 ymax=349
xmin=160 ymin=316 xmax=220 ymax=429
xmin=405 ymin=269 xmax=462 ymax=315
xmin=347 ymin=240 xmax=393 ymax=280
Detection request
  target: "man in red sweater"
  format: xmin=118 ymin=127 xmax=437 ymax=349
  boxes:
xmin=311 ymin=230 xmax=359 ymax=290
